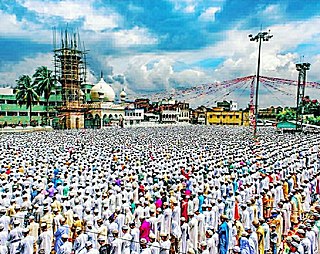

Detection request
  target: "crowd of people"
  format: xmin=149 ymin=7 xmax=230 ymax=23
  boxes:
xmin=0 ymin=125 xmax=319 ymax=254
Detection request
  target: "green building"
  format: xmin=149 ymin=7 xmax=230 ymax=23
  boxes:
xmin=0 ymin=87 xmax=63 ymax=127
xmin=0 ymin=81 xmax=116 ymax=129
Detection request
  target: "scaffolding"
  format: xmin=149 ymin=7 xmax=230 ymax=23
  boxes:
xmin=53 ymin=28 xmax=88 ymax=108
xmin=53 ymin=27 xmax=88 ymax=128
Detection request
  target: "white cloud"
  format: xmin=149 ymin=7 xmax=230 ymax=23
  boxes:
xmin=2 ymin=2 xmax=320 ymax=107
xmin=259 ymin=4 xmax=284 ymax=22
xmin=199 ymin=7 xmax=221 ymax=21
xmin=170 ymin=0 xmax=197 ymax=12
xmin=98 ymin=15 xmax=320 ymax=107
xmin=0 ymin=10 xmax=22 ymax=34
xmin=111 ymin=26 xmax=158 ymax=46
xmin=0 ymin=52 xmax=98 ymax=88
xmin=102 ymin=55 xmax=212 ymax=94
xmin=20 ymin=0 xmax=92 ymax=20
xmin=83 ymin=13 xmax=119 ymax=31
xmin=0 ymin=10 xmax=51 ymax=42
xmin=184 ymin=5 xmax=196 ymax=13
xmin=307 ymin=54 xmax=320 ymax=82
xmin=124 ymin=57 xmax=174 ymax=91
xmin=170 ymin=69 xmax=212 ymax=88
xmin=19 ymin=0 xmax=121 ymax=31
xmin=16 ymin=0 xmax=157 ymax=46
xmin=0 ymin=53 xmax=54 ymax=86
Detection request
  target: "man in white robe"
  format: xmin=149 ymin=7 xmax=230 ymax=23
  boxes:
xmin=129 ymin=222 xmax=140 ymax=253
xmin=179 ymin=217 xmax=189 ymax=254
xmin=57 ymin=234 xmax=72 ymax=254
xmin=7 ymin=220 xmax=23 ymax=254
xmin=38 ymin=223 xmax=52 ymax=254
xmin=121 ymin=225 xmax=132 ymax=254
xmin=110 ymin=229 xmax=122 ymax=254
xmin=149 ymin=233 xmax=160 ymax=254
xmin=16 ymin=228 xmax=34 ymax=254
xmin=206 ymin=229 xmax=218 ymax=254
xmin=188 ymin=213 xmax=198 ymax=250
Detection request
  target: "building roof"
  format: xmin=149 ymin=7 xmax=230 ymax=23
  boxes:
xmin=276 ymin=121 xmax=297 ymax=129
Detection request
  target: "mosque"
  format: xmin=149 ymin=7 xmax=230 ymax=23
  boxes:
xmin=50 ymin=29 xmax=145 ymax=129
xmin=83 ymin=73 xmax=133 ymax=129
xmin=0 ymin=29 xmax=249 ymax=129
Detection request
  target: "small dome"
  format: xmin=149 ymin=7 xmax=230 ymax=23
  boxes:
xmin=120 ymin=89 xmax=127 ymax=99
xmin=90 ymin=77 xmax=115 ymax=102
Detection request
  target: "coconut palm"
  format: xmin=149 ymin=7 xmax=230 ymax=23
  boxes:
xmin=15 ymin=75 xmax=39 ymax=125
xmin=33 ymin=66 xmax=55 ymax=123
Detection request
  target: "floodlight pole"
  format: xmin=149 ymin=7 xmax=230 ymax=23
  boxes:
xmin=295 ymin=62 xmax=310 ymax=131
xmin=255 ymin=37 xmax=262 ymax=137
xmin=249 ymin=30 xmax=273 ymax=137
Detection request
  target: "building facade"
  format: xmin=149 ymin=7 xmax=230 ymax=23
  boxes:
xmin=0 ymin=87 xmax=62 ymax=127
xmin=206 ymin=107 xmax=249 ymax=126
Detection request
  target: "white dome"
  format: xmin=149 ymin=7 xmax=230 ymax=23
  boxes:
xmin=90 ymin=77 xmax=115 ymax=102
xmin=120 ymin=89 xmax=127 ymax=98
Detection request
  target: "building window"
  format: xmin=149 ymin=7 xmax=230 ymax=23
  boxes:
xmin=19 ymin=112 xmax=28 ymax=116
xmin=236 ymin=115 xmax=239 ymax=119
xmin=217 ymin=115 xmax=220 ymax=118
xmin=223 ymin=115 xmax=226 ymax=119
xmin=0 ymin=112 xmax=5 ymax=116
xmin=210 ymin=115 xmax=213 ymax=118
xmin=7 ymin=112 xmax=17 ymax=116
xmin=230 ymin=115 xmax=233 ymax=119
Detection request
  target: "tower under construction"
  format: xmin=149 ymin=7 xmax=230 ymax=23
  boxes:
xmin=53 ymin=28 xmax=88 ymax=129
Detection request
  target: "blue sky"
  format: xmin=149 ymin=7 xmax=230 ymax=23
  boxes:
xmin=0 ymin=0 xmax=320 ymax=106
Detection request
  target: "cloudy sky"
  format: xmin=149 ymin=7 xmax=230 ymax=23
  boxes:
xmin=0 ymin=0 xmax=320 ymax=107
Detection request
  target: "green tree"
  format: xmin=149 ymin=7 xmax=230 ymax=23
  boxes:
xmin=276 ymin=109 xmax=296 ymax=122
xmin=306 ymin=116 xmax=320 ymax=125
xmin=301 ymin=96 xmax=320 ymax=116
xmin=33 ymin=66 xmax=55 ymax=124
xmin=15 ymin=75 xmax=39 ymax=125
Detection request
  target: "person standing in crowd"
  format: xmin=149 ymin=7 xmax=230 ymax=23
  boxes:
xmin=0 ymin=126 xmax=318 ymax=254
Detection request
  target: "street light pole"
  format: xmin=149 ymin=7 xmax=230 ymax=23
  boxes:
xmin=249 ymin=30 xmax=273 ymax=137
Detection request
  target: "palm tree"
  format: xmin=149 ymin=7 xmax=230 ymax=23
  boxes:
xmin=33 ymin=66 xmax=55 ymax=124
xmin=16 ymin=75 xmax=39 ymax=125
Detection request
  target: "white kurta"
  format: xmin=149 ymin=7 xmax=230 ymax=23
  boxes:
xmin=38 ymin=231 xmax=52 ymax=254
xmin=188 ymin=217 xmax=198 ymax=249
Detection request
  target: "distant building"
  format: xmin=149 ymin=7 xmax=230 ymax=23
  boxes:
xmin=258 ymin=106 xmax=283 ymax=120
xmin=134 ymin=98 xmax=152 ymax=112
xmin=216 ymin=100 xmax=238 ymax=111
xmin=190 ymin=106 xmax=208 ymax=125
xmin=206 ymin=107 xmax=249 ymax=126
xmin=177 ymin=102 xmax=190 ymax=123
xmin=124 ymin=105 xmax=144 ymax=126
xmin=205 ymin=100 xmax=249 ymax=126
